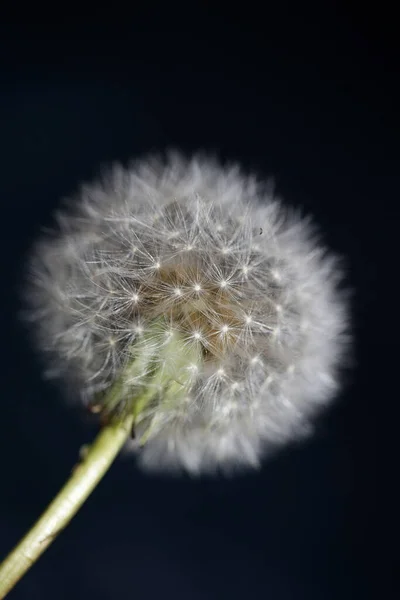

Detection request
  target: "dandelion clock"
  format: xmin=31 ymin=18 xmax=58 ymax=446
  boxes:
xmin=0 ymin=153 xmax=349 ymax=597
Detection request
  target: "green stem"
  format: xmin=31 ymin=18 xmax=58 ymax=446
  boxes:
xmin=0 ymin=319 xmax=203 ymax=598
xmin=0 ymin=412 xmax=134 ymax=599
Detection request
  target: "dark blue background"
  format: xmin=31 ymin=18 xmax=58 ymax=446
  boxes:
xmin=0 ymin=5 xmax=396 ymax=599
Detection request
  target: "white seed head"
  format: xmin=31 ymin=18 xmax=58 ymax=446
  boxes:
xmin=24 ymin=152 xmax=349 ymax=474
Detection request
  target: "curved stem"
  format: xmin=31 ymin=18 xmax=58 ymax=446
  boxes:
xmin=0 ymin=413 xmax=134 ymax=599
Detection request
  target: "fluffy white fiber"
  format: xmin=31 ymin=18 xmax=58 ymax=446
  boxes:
xmin=25 ymin=153 xmax=349 ymax=474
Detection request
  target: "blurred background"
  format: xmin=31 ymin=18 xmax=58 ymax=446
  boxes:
xmin=0 ymin=4 xmax=396 ymax=599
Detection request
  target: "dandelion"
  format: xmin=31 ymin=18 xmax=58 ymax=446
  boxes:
xmin=0 ymin=152 xmax=349 ymax=597
xmin=27 ymin=151 xmax=348 ymax=470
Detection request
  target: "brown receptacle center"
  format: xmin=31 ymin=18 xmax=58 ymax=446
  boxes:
xmin=138 ymin=263 xmax=246 ymax=361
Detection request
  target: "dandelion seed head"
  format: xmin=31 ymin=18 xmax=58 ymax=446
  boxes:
xmin=24 ymin=152 xmax=350 ymax=474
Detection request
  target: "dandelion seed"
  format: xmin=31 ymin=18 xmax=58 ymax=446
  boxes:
xmin=250 ymin=355 xmax=262 ymax=365
xmin=272 ymin=269 xmax=281 ymax=281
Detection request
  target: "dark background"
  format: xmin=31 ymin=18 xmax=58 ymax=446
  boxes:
xmin=0 ymin=4 xmax=397 ymax=599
